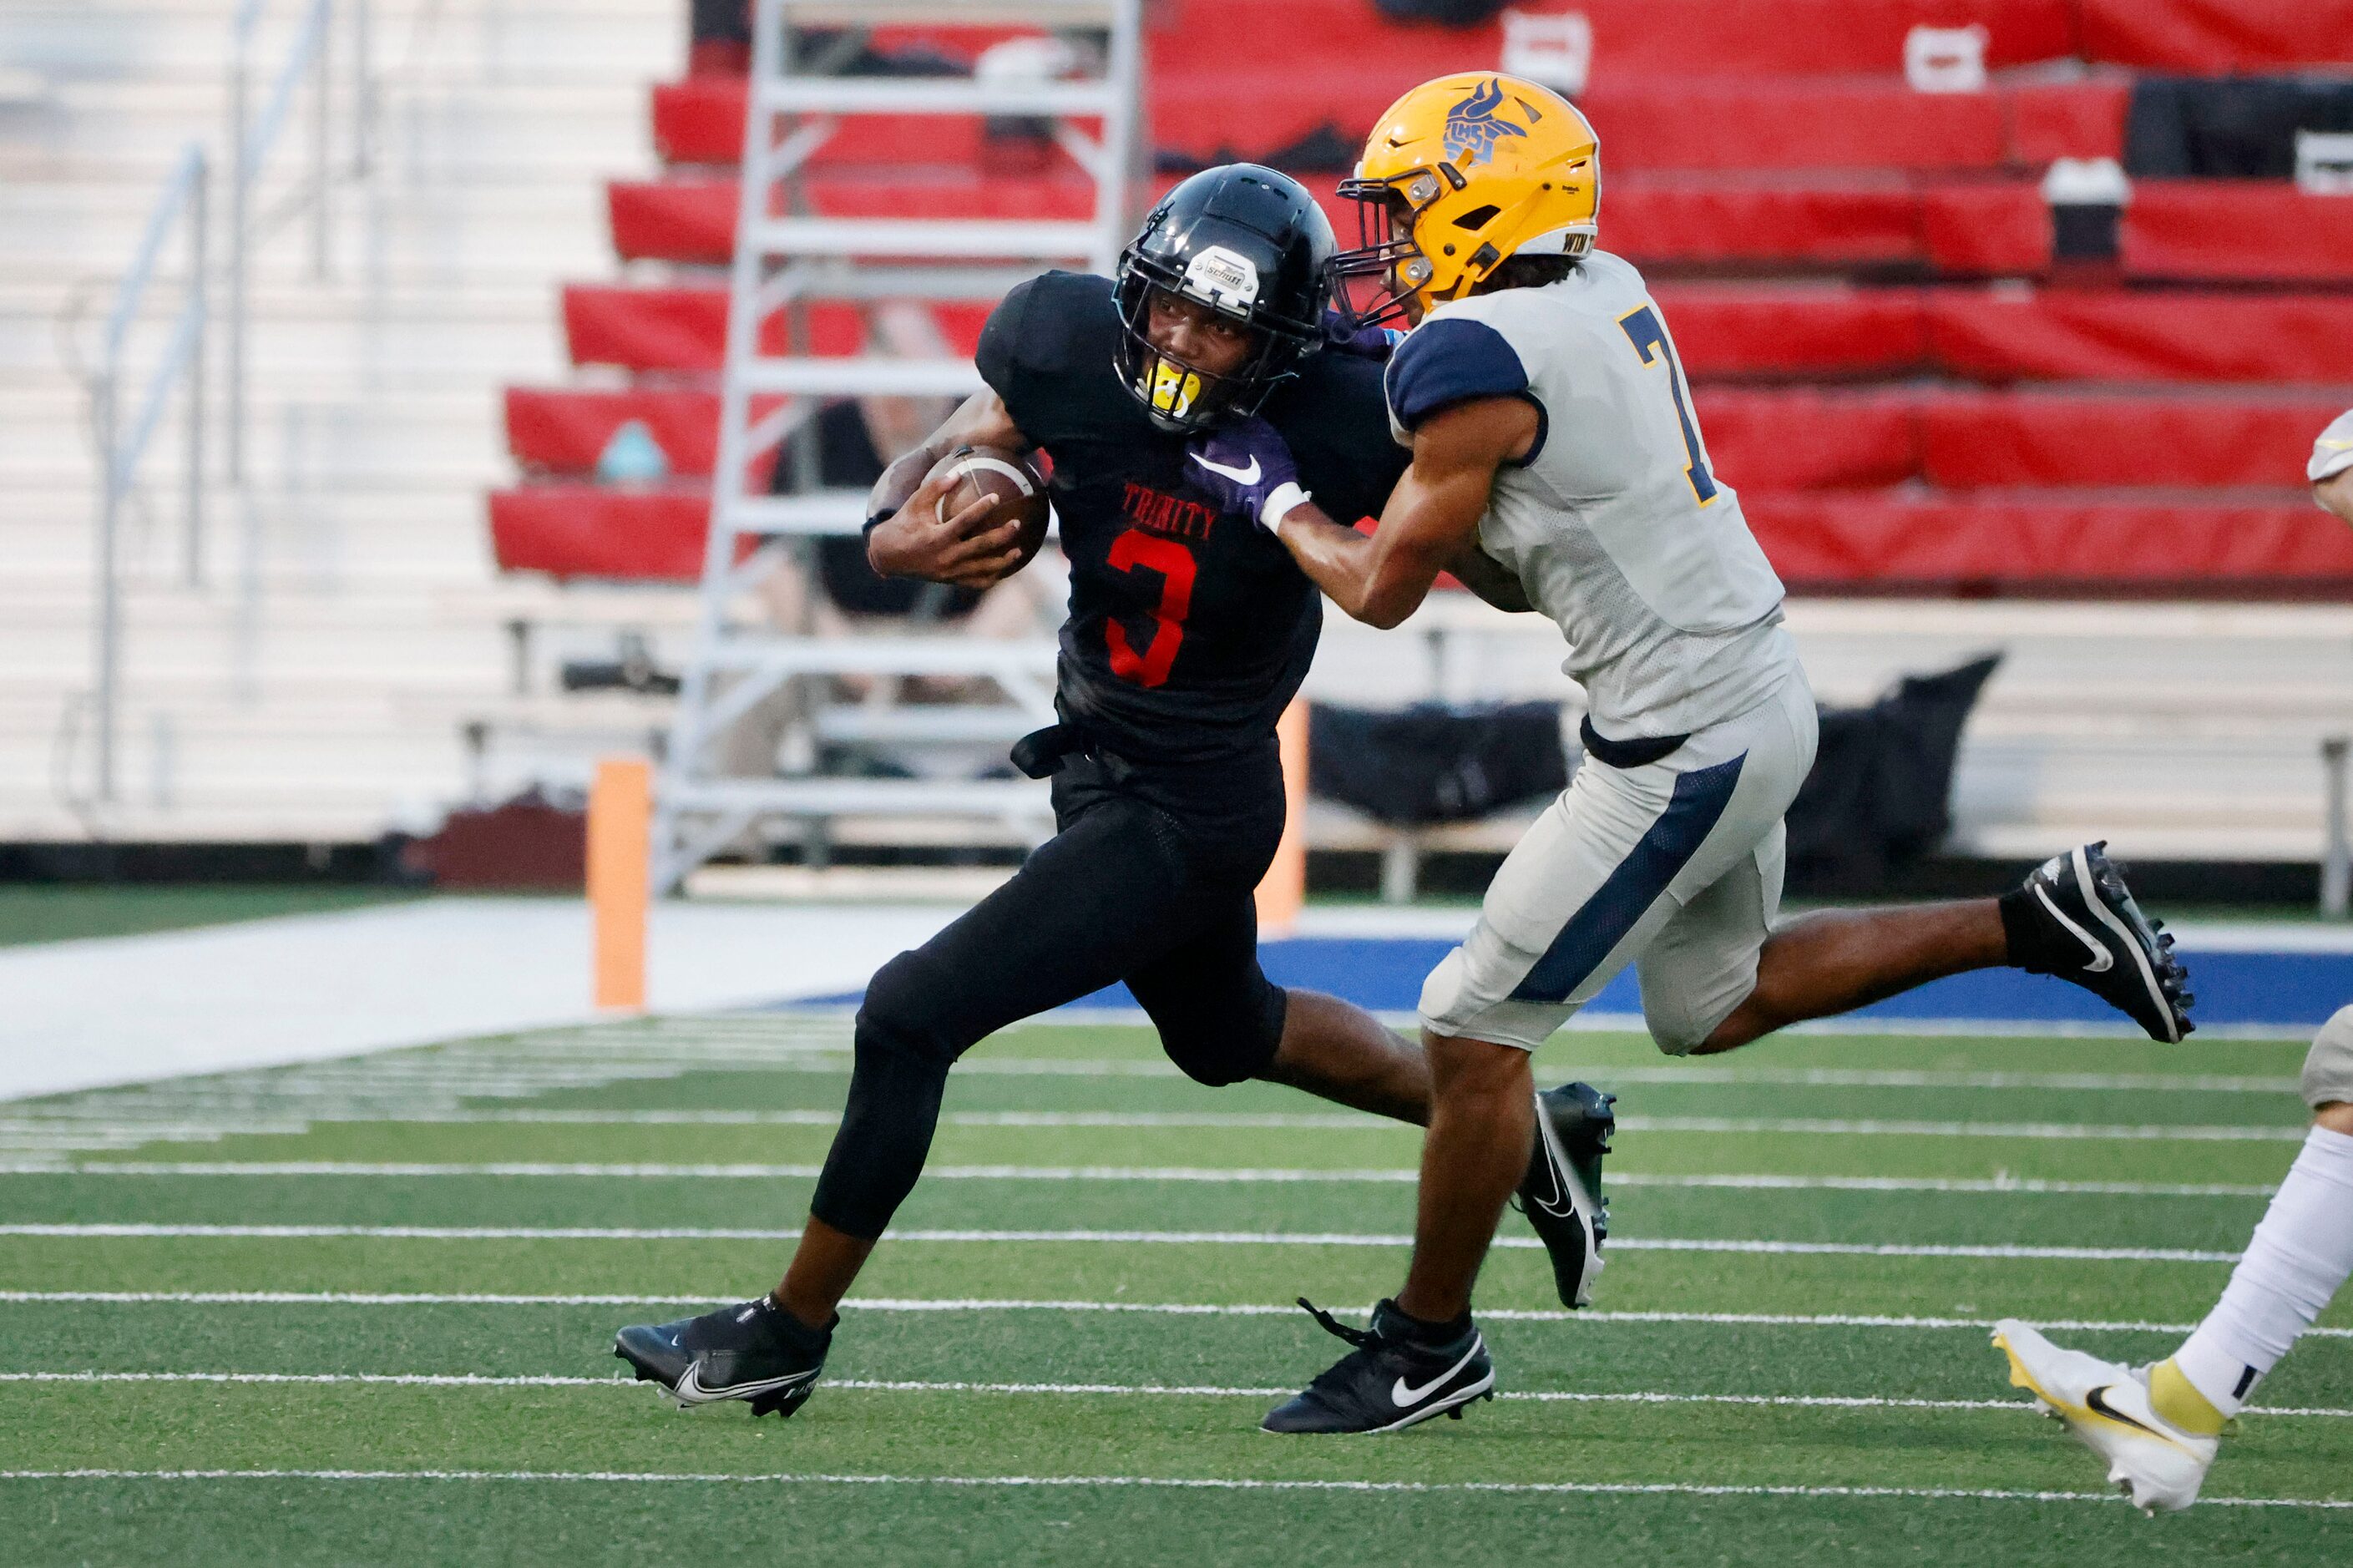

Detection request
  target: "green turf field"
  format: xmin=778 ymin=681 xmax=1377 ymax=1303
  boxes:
xmin=3 ymin=1012 xmax=2345 ymax=1565
xmin=0 ymin=884 xmax=423 ymax=948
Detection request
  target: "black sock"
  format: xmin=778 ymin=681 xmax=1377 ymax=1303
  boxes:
xmin=1381 ymin=1299 xmax=1472 ymax=1346
xmin=1996 ymin=886 xmax=2043 ymax=970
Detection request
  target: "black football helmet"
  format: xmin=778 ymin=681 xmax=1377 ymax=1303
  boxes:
xmin=1112 ymin=164 xmax=1334 ymax=434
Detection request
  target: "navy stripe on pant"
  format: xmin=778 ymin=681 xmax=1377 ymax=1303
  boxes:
xmin=1508 ymin=753 xmax=1748 ymax=1004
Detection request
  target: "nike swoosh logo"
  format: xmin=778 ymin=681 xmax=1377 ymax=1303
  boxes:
xmin=2032 ymin=883 xmax=2113 ymax=974
xmin=2084 ymin=1384 xmax=2162 ymax=1437
xmin=674 ymin=1362 xmax=817 ymax=1404
xmin=1190 ymin=452 xmax=1261 ymax=486
xmin=1392 ymin=1336 xmax=1485 ymax=1408
xmin=1528 ymin=1157 xmax=1576 ymax=1219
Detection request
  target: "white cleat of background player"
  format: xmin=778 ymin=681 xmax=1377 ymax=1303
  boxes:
xmin=1991 ymin=1320 xmax=2216 ymax=1514
xmin=1991 ymin=1001 xmax=2353 ymax=1512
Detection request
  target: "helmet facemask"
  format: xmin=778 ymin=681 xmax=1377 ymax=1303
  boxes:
xmin=1113 ymin=258 xmax=1310 ymax=435
xmin=1329 ymin=169 xmax=1448 ymax=330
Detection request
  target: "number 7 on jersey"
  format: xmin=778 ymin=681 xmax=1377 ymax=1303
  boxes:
xmin=1617 ymin=303 xmax=1718 ymax=506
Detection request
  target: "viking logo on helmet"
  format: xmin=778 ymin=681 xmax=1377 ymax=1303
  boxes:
xmin=1443 ymin=78 xmax=1526 ymax=168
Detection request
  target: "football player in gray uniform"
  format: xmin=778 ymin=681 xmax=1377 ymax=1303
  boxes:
xmin=1181 ymin=73 xmax=2197 ymax=1434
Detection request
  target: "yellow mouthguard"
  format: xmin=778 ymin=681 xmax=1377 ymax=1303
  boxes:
xmin=1148 ymin=360 xmax=1202 ymax=417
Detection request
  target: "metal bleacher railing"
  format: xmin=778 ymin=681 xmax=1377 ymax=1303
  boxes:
xmin=654 ymin=0 xmax=1146 ymax=891
xmin=225 ymin=0 xmax=371 ymax=483
xmin=74 ymin=0 xmax=372 ymax=808
xmin=87 ymin=144 xmax=209 ymax=806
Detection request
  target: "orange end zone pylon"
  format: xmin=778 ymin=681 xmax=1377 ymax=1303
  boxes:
xmin=588 ymin=756 xmax=652 ymax=1011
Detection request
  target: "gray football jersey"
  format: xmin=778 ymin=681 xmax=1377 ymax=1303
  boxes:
xmin=1384 ymin=250 xmax=1799 ymax=739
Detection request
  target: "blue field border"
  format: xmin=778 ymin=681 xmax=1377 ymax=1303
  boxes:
xmin=789 ymin=938 xmax=2350 ymax=1033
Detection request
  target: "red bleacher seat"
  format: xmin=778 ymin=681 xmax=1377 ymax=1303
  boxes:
xmin=505 ymin=387 xmax=730 ymax=477
xmin=488 ymin=484 xmax=726 ymax=581
xmin=2077 ymin=0 xmax=2353 ymax=69
xmin=1748 ymin=494 xmax=2353 ymax=594
xmin=1155 ymin=1 xmax=2077 ymax=83
xmin=1925 ymin=290 xmax=2353 ymax=386
xmin=1914 ymin=391 xmax=2352 ymax=488
xmin=2123 ymin=184 xmax=2353 ymax=286
xmin=561 ymin=285 xmax=989 ymax=373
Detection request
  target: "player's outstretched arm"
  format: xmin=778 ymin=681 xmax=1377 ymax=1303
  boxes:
xmin=1278 ymin=397 xmax=1536 ymax=630
xmin=865 ymin=390 xmax=1041 ymax=588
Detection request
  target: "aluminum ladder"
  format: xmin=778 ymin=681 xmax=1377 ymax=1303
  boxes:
xmin=655 ymin=0 xmax=1147 ymax=890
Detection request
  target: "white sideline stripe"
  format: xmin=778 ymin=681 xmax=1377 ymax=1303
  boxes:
xmin=10 ymin=1370 xmax=2350 ymax=1419
xmin=3 ymin=1292 xmax=2345 ymax=1339
xmin=0 ymin=1468 xmax=2341 ymax=1508
xmin=0 ymin=1222 xmax=2244 ymax=1262
xmin=0 ymin=1112 xmax=2311 ymax=1141
xmin=0 ymin=1162 xmax=2286 ymax=1198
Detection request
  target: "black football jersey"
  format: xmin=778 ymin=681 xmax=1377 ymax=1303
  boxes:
xmin=975 ymin=271 xmax=1408 ymax=764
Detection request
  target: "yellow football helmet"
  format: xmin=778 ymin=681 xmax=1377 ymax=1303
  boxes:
xmin=1332 ymin=73 xmax=1600 ymax=326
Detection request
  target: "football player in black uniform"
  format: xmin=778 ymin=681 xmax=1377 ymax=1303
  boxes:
xmin=612 ymin=165 xmax=1612 ymax=1421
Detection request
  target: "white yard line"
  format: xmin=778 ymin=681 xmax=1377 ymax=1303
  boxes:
xmin=0 ymin=1161 xmax=2285 ymax=1199
xmin=3 ymin=1291 xmax=2343 ymax=1340
xmin=0 ymin=1222 xmax=2245 ymax=1262
xmin=8 ymin=1369 xmax=2349 ymax=1419
xmin=0 ymin=1468 xmax=2340 ymax=1508
xmin=1 ymin=1111 xmax=2311 ymax=1142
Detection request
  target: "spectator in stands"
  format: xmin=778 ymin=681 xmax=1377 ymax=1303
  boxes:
xmin=2315 ymin=411 xmax=2353 ymax=525
xmin=724 ymin=303 xmax=1059 ymax=775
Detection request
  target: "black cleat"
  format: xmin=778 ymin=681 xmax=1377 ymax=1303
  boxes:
xmin=613 ymin=1296 xmax=831 ymax=1419
xmin=1261 ymin=1298 xmax=1495 ymax=1435
xmin=1513 ymin=1080 xmax=1614 ymax=1308
xmin=2007 ymin=842 xmax=2194 ymax=1043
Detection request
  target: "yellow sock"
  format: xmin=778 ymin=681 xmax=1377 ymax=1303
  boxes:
xmin=2148 ymin=1358 xmax=2228 ymax=1436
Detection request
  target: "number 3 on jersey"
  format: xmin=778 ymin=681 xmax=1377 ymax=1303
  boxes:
xmin=1617 ymin=304 xmax=1718 ymax=506
xmin=1105 ymin=530 xmax=1196 ymax=688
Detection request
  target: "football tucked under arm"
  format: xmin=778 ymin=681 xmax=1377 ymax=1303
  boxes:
xmin=866 ymin=392 xmax=1045 ymax=588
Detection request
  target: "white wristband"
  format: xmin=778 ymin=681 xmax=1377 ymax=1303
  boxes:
xmin=1262 ymin=482 xmax=1311 ymax=532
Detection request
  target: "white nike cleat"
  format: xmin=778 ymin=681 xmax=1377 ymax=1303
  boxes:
xmin=1991 ymin=1319 xmax=2217 ymax=1514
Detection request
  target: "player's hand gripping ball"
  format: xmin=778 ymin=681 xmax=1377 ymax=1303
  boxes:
xmin=924 ymin=444 xmax=1051 ymax=567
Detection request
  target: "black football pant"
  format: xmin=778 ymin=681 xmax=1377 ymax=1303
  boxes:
xmin=809 ymin=742 xmax=1292 ymax=1240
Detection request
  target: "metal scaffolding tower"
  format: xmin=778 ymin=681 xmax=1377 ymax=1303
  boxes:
xmin=655 ymin=0 xmax=1146 ymax=890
